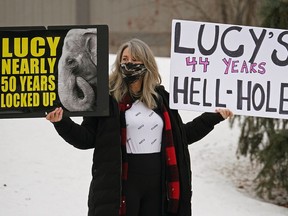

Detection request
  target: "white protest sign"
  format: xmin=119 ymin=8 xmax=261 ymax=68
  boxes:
xmin=170 ymin=19 xmax=288 ymax=119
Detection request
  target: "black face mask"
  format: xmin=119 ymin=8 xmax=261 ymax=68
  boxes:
xmin=120 ymin=62 xmax=147 ymax=84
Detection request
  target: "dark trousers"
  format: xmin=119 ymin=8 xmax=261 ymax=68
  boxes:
xmin=126 ymin=153 xmax=162 ymax=216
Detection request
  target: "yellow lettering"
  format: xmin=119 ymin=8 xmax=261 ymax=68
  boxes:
xmin=33 ymin=93 xmax=40 ymax=106
xmin=47 ymin=58 xmax=56 ymax=73
xmin=40 ymin=58 xmax=47 ymax=73
xmin=19 ymin=75 xmax=55 ymax=92
xmin=1 ymin=94 xmax=5 ymax=107
xmin=14 ymin=37 xmax=28 ymax=57
xmin=47 ymin=37 xmax=60 ymax=56
xmin=32 ymin=76 xmax=40 ymax=91
xmin=11 ymin=93 xmax=17 ymax=107
xmin=26 ymin=76 xmax=33 ymax=91
xmin=40 ymin=76 xmax=48 ymax=91
xmin=19 ymin=58 xmax=29 ymax=74
xmin=2 ymin=58 xmax=54 ymax=75
xmin=19 ymin=76 xmax=27 ymax=91
xmin=48 ymin=75 xmax=56 ymax=91
xmin=0 ymin=92 xmax=40 ymax=108
xmin=50 ymin=92 xmax=56 ymax=105
xmin=1 ymin=59 xmax=11 ymax=75
xmin=43 ymin=92 xmax=56 ymax=106
xmin=12 ymin=59 xmax=20 ymax=74
xmin=2 ymin=38 xmax=12 ymax=57
xmin=14 ymin=94 xmax=20 ymax=107
xmin=29 ymin=58 xmax=39 ymax=74
xmin=31 ymin=37 xmax=45 ymax=57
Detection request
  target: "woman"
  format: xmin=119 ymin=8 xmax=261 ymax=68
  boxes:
xmin=46 ymin=38 xmax=233 ymax=216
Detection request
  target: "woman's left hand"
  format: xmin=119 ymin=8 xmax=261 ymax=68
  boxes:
xmin=215 ymin=108 xmax=233 ymax=119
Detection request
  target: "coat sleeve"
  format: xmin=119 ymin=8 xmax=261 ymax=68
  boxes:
xmin=183 ymin=112 xmax=224 ymax=144
xmin=52 ymin=96 xmax=119 ymax=150
xmin=53 ymin=116 xmax=98 ymax=150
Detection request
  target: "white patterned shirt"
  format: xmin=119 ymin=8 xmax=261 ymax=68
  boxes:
xmin=125 ymin=100 xmax=163 ymax=154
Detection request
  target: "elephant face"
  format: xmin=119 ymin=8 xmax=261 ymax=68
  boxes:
xmin=58 ymin=28 xmax=97 ymax=111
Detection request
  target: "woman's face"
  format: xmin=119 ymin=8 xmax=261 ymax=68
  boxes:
xmin=121 ymin=47 xmax=143 ymax=64
xmin=120 ymin=47 xmax=146 ymax=90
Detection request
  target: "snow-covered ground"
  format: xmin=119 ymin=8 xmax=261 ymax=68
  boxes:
xmin=0 ymin=56 xmax=287 ymax=216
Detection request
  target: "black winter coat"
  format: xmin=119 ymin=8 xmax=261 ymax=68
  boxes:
xmin=53 ymin=86 xmax=224 ymax=216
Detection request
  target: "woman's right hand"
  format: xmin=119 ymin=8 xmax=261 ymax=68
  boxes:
xmin=46 ymin=107 xmax=63 ymax=123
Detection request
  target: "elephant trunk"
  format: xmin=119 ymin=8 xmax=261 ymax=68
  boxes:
xmin=58 ymin=74 xmax=95 ymax=111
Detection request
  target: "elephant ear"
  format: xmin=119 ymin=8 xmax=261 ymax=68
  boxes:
xmin=84 ymin=29 xmax=97 ymax=65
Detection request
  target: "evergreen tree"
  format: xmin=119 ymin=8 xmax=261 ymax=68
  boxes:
xmin=231 ymin=0 xmax=288 ymax=206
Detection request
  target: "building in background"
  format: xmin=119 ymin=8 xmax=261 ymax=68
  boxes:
xmin=0 ymin=0 xmax=262 ymax=56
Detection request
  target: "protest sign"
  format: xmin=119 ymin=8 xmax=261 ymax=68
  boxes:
xmin=0 ymin=25 xmax=109 ymax=118
xmin=170 ymin=19 xmax=288 ymax=119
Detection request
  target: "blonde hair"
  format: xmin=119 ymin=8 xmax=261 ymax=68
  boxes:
xmin=109 ymin=38 xmax=162 ymax=109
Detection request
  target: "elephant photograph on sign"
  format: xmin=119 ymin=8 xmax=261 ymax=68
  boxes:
xmin=58 ymin=28 xmax=97 ymax=112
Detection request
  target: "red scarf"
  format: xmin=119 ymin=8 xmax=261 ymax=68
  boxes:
xmin=118 ymin=94 xmax=180 ymax=215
